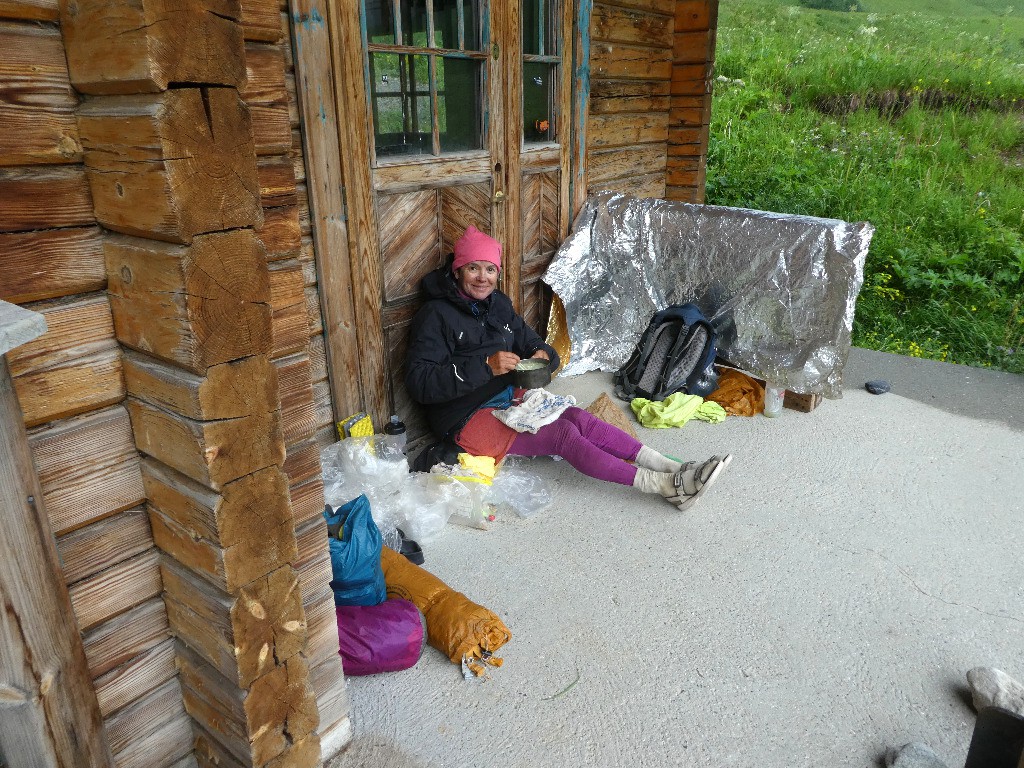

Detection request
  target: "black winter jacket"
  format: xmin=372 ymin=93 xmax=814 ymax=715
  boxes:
xmin=405 ymin=257 xmax=560 ymax=440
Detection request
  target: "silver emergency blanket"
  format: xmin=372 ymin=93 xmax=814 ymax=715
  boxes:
xmin=543 ymin=192 xmax=874 ymax=397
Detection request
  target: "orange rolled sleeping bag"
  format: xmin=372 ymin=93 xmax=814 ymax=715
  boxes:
xmin=380 ymin=546 xmax=511 ymax=669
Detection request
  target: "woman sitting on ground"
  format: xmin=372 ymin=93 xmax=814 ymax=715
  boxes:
xmin=404 ymin=225 xmax=731 ymax=511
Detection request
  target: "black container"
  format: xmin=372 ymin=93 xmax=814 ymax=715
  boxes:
xmin=513 ymin=359 xmax=551 ymax=389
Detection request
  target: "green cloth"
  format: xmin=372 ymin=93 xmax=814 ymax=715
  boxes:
xmin=630 ymin=393 xmax=727 ymax=428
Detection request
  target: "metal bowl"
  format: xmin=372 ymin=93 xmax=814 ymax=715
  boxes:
xmin=513 ymin=358 xmax=551 ymax=389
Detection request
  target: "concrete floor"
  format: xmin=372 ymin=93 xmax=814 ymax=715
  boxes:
xmin=329 ymin=348 xmax=1024 ymax=768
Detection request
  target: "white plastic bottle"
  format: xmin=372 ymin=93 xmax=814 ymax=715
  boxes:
xmin=764 ymin=386 xmax=784 ymax=418
xmin=384 ymin=414 xmax=407 ymax=454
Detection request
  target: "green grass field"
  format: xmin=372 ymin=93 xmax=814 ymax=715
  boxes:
xmin=705 ymin=0 xmax=1024 ymax=374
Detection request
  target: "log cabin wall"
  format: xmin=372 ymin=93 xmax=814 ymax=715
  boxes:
xmin=0 ymin=7 xmax=190 ymax=767
xmin=585 ymin=0 xmax=717 ymax=202
xmin=666 ymin=0 xmax=718 ymax=202
xmin=0 ymin=0 xmax=347 ymax=766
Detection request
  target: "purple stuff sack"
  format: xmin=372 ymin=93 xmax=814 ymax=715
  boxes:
xmin=336 ymin=598 xmax=427 ymax=676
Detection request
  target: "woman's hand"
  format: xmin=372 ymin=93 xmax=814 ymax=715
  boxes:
xmin=530 ymin=350 xmax=550 ymax=361
xmin=486 ymin=351 xmax=521 ymax=375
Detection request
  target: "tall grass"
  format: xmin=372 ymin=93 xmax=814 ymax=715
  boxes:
xmin=706 ymin=1 xmax=1024 ymax=374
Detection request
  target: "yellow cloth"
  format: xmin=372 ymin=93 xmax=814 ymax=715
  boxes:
xmin=630 ymin=393 xmax=727 ymax=428
xmin=458 ymin=453 xmax=498 ymax=482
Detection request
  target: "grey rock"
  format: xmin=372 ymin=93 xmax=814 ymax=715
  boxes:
xmin=884 ymin=742 xmax=949 ymax=768
xmin=967 ymin=667 xmax=1024 ymax=716
xmin=866 ymin=379 xmax=891 ymax=394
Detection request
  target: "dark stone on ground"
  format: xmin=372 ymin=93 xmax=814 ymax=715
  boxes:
xmin=866 ymin=379 xmax=891 ymax=395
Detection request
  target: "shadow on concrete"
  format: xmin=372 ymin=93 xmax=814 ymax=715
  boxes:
xmin=842 ymin=347 xmax=1024 ymax=433
xmin=328 ymin=735 xmax=432 ymax=768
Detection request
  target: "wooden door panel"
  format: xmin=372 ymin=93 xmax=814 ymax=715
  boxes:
xmin=384 ymin=320 xmax=430 ymax=444
xmin=378 ymin=189 xmax=442 ymax=304
xmin=439 ymin=183 xmax=492 ymax=254
xmin=522 ymin=170 xmax=560 ymax=270
xmin=522 ymin=173 xmax=542 ymax=262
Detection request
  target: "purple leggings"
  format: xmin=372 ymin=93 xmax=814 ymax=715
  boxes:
xmin=507 ymin=406 xmax=642 ymax=486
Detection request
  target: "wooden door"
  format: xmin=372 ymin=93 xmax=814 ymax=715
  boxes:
xmin=348 ymin=0 xmax=578 ymax=440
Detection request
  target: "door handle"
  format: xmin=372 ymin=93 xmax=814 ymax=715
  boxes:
xmin=493 ymin=190 xmax=506 ymax=203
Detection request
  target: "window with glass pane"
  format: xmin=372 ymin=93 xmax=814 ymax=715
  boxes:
xmin=522 ymin=0 xmax=560 ymax=145
xmin=364 ymin=0 xmax=485 ymax=159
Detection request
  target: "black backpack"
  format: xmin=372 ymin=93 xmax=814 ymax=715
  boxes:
xmin=614 ymin=304 xmax=719 ymax=402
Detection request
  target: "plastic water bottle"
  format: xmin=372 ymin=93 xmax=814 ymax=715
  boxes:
xmin=764 ymin=386 xmax=784 ymax=418
xmin=384 ymin=414 xmax=407 ymax=454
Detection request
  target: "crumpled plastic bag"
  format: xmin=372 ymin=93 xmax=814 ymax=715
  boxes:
xmin=429 ymin=464 xmax=495 ymax=530
xmin=380 ymin=545 xmax=510 ymax=676
xmin=325 ymin=495 xmax=386 ymax=607
xmin=488 ymin=456 xmax=554 ymax=518
xmin=705 ymin=367 xmax=766 ymax=416
xmin=321 ymin=436 xmax=410 ymax=551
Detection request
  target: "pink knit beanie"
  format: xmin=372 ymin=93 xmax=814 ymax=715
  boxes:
xmin=452 ymin=225 xmax=502 ymax=272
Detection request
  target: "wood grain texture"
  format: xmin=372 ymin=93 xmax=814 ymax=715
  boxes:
xmin=151 ymin=504 xmax=297 ymax=593
xmin=9 ymin=292 xmax=124 ymax=426
xmin=82 ymin=598 xmax=171 ymax=679
xmin=93 ymin=637 xmax=176 ymax=717
xmin=439 ymin=183 xmax=491 ymax=255
xmin=588 ymin=112 xmax=670 ymax=147
xmin=60 ymin=0 xmax=245 ymax=94
xmin=106 ymin=231 xmax=272 ymax=374
xmin=0 ymin=165 xmax=94 ymax=233
xmin=161 ymin=559 xmax=306 ymax=688
xmin=0 ymin=357 xmax=113 ymax=767
xmin=78 ymin=89 xmax=262 ymax=243
xmin=288 ymin=0 xmax=360 ymax=421
xmin=673 ymin=29 xmax=714 ymax=63
xmin=241 ymin=0 xmax=282 ymax=41
xmin=282 ymin=436 xmax=320 ymax=486
xmin=14 ymin=346 xmax=124 ymax=428
xmin=244 ymin=42 xmax=292 ymax=155
xmin=68 ymin=549 xmax=162 ymax=632
xmin=591 ymin=42 xmax=671 ymax=80
xmin=177 ymin=643 xmax=318 ymax=766
xmin=56 ymin=507 xmax=152 ymax=587
xmin=274 ymin=352 xmax=316 ymax=445
xmin=127 ymin=397 xmax=285 ymax=490
xmin=592 ymin=2 xmax=674 ymax=48
xmin=300 ymin=585 xmax=336 ymax=663
xmin=0 ymin=0 xmax=58 ymax=20
xmin=0 ymin=22 xmax=81 ymax=166
xmin=594 ymin=0 xmax=674 ymax=14
xmin=142 ymin=458 xmax=291 ymax=549
xmin=28 ymin=404 xmax=145 ymax=536
xmin=289 ymin=473 xmax=325 ymax=526
xmin=588 ymin=143 xmax=668 ymax=183
xmin=332 ymin=0 xmax=387 ymax=427
xmin=0 ymin=227 xmax=104 ymax=306
xmin=257 ymin=205 xmax=302 ymax=261
xmin=589 ymin=170 xmax=665 ymax=198
xmin=675 ymin=0 xmax=713 ymax=29
xmin=378 ymin=189 xmax=442 ymax=304
xmin=268 ymin=259 xmax=310 ymax=359
xmin=103 ymin=678 xmax=192 ymax=768
xmin=124 ymin=350 xmax=279 ymax=421
xmin=258 ymin=155 xmax=299 ymax=208
xmin=111 ymin=712 xmax=193 ymax=768
xmin=372 ymin=156 xmax=491 ymax=194
xmin=8 ymin=294 xmax=113 ymax=376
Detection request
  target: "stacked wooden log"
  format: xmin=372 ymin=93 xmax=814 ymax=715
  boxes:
xmin=1 ymin=6 xmax=185 ymax=765
xmin=585 ymin=0 xmax=718 ymax=203
xmin=59 ymin=0 xmax=338 ymax=764
xmin=666 ymin=0 xmax=718 ymax=202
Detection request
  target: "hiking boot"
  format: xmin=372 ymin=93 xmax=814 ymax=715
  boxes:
xmin=664 ymin=454 xmax=732 ymax=511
